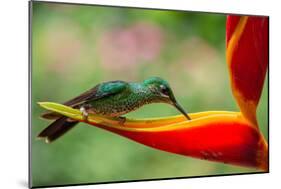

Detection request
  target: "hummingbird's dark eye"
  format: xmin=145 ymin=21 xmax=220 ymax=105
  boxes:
xmin=160 ymin=85 xmax=169 ymax=95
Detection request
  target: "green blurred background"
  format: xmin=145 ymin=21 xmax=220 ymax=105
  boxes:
xmin=31 ymin=2 xmax=268 ymax=187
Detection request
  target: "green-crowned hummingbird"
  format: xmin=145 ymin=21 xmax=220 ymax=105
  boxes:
xmin=38 ymin=77 xmax=191 ymax=143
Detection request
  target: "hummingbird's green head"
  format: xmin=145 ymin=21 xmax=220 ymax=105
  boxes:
xmin=143 ymin=77 xmax=191 ymax=120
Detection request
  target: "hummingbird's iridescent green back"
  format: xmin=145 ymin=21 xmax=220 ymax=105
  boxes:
xmin=88 ymin=82 xmax=161 ymax=117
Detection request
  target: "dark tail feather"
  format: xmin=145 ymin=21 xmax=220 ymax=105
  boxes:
xmin=37 ymin=116 xmax=78 ymax=143
xmin=41 ymin=111 xmax=62 ymax=120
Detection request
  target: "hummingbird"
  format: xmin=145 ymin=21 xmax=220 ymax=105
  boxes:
xmin=38 ymin=77 xmax=191 ymax=143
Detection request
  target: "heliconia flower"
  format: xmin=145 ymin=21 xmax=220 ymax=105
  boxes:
xmin=226 ymin=15 xmax=268 ymax=127
xmin=38 ymin=15 xmax=268 ymax=171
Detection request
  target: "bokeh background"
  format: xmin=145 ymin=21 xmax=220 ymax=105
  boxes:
xmin=31 ymin=2 xmax=268 ymax=187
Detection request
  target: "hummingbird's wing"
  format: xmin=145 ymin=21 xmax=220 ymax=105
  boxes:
xmin=41 ymin=81 xmax=129 ymax=119
xmin=65 ymin=80 xmax=128 ymax=106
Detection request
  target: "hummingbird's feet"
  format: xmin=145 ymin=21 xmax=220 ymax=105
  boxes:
xmin=80 ymin=106 xmax=89 ymax=121
xmin=117 ymin=116 xmax=126 ymax=125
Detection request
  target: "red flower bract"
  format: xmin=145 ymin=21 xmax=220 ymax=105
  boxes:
xmin=226 ymin=16 xmax=268 ymax=126
xmin=96 ymin=114 xmax=267 ymax=169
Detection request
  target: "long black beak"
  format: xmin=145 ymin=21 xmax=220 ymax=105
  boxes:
xmin=173 ymin=102 xmax=191 ymax=120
